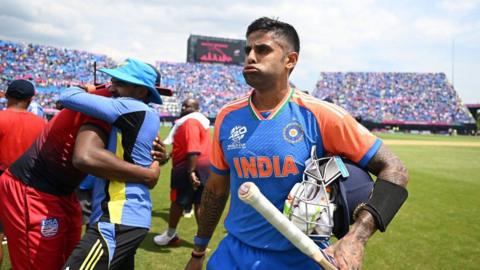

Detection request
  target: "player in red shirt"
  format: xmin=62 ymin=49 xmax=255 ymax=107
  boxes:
xmin=0 ymin=79 xmax=46 ymax=267
xmin=0 ymin=84 xmax=164 ymax=270
xmin=153 ymin=98 xmax=212 ymax=246
xmin=0 ymin=79 xmax=46 ymax=173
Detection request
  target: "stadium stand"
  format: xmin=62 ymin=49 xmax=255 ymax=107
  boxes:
xmin=0 ymin=40 xmax=115 ymax=110
xmin=0 ymin=40 xmax=475 ymax=131
xmin=155 ymin=62 xmax=250 ymax=118
xmin=312 ymin=72 xmax=475 ymax=125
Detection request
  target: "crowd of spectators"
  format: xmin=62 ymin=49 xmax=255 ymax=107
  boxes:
xmin=0 ymin=40 xmax=114 ymax=110
xmin=312 ymin=72 xmax=475 ymax=125
xmin=0 ymin=40 xmax=251 ymax=118
xmin=155 ymin=62 xmax=250 ymax=117
xmin=1 ymin=40 xmax=474 ymax=125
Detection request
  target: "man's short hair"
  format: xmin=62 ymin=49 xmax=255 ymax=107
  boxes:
xmin=246 ymin=17 xmax=300 ymax=54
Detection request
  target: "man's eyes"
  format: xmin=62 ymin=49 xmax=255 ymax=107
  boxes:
xmin=244 ymin=45 xmax=271 ymax=55
xmin=255 ymin=46 xmax=270 ymax=54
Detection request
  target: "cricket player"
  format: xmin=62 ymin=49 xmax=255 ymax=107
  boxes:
xmin=62 ymin=58 xmax=171 ymax=269
xmin=184 ymin=17 xmax=409 ymax=270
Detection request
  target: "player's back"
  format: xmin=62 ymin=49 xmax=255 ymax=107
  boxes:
xmin=10 ymin=89 xmax=111 ymax=196
xmin=0 ymin=109 xmax=45 ymax=171
xmin=9 ymin=109 xmax=105 ymax=195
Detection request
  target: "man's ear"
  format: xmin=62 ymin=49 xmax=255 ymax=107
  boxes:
xmin=285 ymin=51 xmax=299 ymax=72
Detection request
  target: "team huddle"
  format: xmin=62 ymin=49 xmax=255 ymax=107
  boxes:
xmin=0 ymin=17 xmax=409 ymax=270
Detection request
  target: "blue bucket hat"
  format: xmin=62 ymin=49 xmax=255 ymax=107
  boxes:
xmin=99 ymin=58 xmax=170 ymax=104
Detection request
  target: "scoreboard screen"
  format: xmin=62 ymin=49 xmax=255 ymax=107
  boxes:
xmin=187 ymin=35 xmax=245 ymax=65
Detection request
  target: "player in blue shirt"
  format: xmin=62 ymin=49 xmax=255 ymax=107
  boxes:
xmin=61 ymin=58 xmax=171 ymax=269
xmin=185 ymin=17 xmax=409 ymax=270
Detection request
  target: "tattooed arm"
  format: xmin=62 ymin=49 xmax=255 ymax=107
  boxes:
xmin=365 ymin=144 xmax=409 ymax=187
xmin=185 ymin=171 xmax=230 ymax=270
xmin=326 ymin=144 xmax=409 ymax=270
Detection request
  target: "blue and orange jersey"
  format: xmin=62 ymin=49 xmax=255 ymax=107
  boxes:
xmin=211 ymin=88 xmax=382 ymax=251
xmin=59 ymin=87 xmax=160 ymax=229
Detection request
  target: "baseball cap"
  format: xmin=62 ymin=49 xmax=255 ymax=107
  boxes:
xmin=6 ymin=79 xmax=35 ymax=99
xmin=99 ymin=58 xmax=172 ymax=104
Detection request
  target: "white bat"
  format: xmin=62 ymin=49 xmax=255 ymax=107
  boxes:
xmin=238 ymin=182 xmax=338 ymax=270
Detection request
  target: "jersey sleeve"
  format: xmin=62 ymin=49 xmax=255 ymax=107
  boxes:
xmin=59 ymin=87 xmax=124 ymax=124
xmin=316 ymin=102 xmax=382 ymax=167
xmin=210 ymin=110 xmax=229 ymax=175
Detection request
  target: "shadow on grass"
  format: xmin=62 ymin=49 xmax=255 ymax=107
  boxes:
xmin=151 ymin=208 xmax=170 ymax=223
xmin=139 ymin=231 xmax=194 ymax=253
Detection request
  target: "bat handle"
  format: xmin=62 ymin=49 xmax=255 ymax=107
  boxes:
xmin=238 ymin=182 xmax=259 ymax=203
xmin=239 ymin=182 xmax=250 ymax=196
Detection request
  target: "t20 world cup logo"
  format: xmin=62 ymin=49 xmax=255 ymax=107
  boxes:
xmin=229 ymin=125 xmax=247 ymax=142
xmin=227 ymin=125 xmax=247 ymax=150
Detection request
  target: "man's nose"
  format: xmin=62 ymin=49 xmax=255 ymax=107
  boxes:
xmin=246 ymin=50 xmax=256 ymax=64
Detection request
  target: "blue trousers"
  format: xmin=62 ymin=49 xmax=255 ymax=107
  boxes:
xmin=207 ymin=234 xmax=324 ymax=270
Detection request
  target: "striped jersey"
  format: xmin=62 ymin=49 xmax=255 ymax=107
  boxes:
xmin=59 ymin=87 xmax=160 ymax=229
xmin=211 ymin=88 xmax=382 ymax=251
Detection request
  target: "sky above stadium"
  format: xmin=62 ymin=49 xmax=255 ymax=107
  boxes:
xmin=0 ymin=0 xmax=479 ymax=103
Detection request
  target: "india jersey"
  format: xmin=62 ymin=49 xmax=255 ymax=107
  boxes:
xmin=211 ymin=88 xmax=382 ymax=251
xmin=59 ymin=87 xmax=160 ymax=229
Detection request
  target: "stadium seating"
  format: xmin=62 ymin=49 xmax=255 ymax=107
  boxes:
xmin=0 ymin=40 xmax=115 ymax=109
xmin=1 ymin=40 xmax=474 ymax=125
xmin=312 ymin=72 xmax=475 ymax=125
xmin=156 ymin=62 xmax=250 ymax=117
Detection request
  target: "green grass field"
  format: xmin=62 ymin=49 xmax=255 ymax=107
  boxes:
xmin=375 ymin=132 xmax=480 ymax=142
xmin=1 ymin=131 xmax=479 ymax=270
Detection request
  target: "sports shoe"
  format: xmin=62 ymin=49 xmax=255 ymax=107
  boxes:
xmin=153 ymin=231 xmax=181 ymax=246
xmin=183 ymin=209 xmax=193 ymax=218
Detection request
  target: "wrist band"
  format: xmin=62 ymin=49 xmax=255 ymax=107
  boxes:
xmin=191 ymin=251 xmax=205 ymax=259
xmin=194 ymin=235 xmax=211 ymax=247
xmin=353 ymin=179 xmax=408 ymax=232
